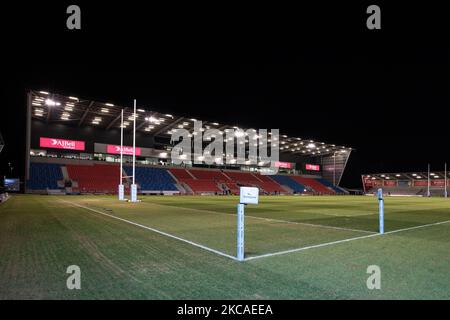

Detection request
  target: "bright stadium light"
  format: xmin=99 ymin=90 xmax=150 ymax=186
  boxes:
xmin=39 ymin=91 xmax=49 ymax=95
xmin=307 ymin=143 xmax=316 ymax=148
xmin=45 ymin=99 xmax=60 ymax=106
xmin=105 ymin=103 xmax=114 ymax=106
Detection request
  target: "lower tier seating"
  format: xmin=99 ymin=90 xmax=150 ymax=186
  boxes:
xmin=124 ymin=166 xmax=178 ymax=191
xmin=317 ymin=178 xmax=345 ymax=194
xmin=66 ymin=164 xmax=120 ymax=194
xmin=27 ymin=163 xmax=63 ymax=190
xmin=182 ymin=179 xmax=222 ymax=193
xmin=271 ymin=175 xmax=306 ymax=193
xmin=291 ymin=176 xmax=335 ymax=194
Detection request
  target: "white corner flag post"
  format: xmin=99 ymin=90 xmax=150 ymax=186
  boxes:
xmin=130 ymin=99 xmax=138 ymax=202
xmin=237 ymin=187 xmax=259 ymax=261
xmin=427 ymin=163 xmax=431 ymax=197
xmin=378 ymin=188 xmax=384 ymax=234
xmin=118 ymin=109 xmax=125 ymax=201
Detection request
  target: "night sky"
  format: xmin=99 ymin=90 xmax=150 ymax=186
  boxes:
xmin=1 ymin=2 xmax=449 ymax=188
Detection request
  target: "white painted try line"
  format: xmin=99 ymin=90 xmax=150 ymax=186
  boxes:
xmin=245 ymin=219 xmax=450 ymax=261
xmin=145 ymin=201 xmax=375 ymax=235
xmin=59 ymin=199 xmax=238 ymax=261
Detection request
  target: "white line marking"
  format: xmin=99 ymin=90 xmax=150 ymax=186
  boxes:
xmin=245 ymin=215 xmax=376 ymax=234
xmin=383 ymin=219 xmax=450 ymax=235
xmin=143 ymin=201 xmax=375 ymax=234
xmin=59 ymin=199 xmax=238 ymax=261
xmin=245 ymin=219 xmax=450 ymax=261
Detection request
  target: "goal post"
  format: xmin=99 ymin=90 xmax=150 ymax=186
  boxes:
xmin=118 ymin=109 xmax=125 ymax=201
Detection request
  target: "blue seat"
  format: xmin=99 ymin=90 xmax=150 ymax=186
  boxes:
xmin=27 ymin=163 xmax=63 ymax=190
xmin=317 ymin=178 xmax=345 ymax=194
xmin=124 ymin=166 xmax=178 ymax=191
xmin=271 ymin=175 xmax=306 ymax=193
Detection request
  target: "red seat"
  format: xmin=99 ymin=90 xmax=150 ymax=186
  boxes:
xmin=67 ymin=164 xmax=120 ymax=194
xmin=291 ymin=176 xmax=335 ymax=194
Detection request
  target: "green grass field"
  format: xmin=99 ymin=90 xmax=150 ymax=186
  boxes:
xmin=0 ymin=194 xmax=449 ymax=299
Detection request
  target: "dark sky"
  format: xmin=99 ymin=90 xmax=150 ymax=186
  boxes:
xmin=1 ymin=2 xmax=449 ymax=188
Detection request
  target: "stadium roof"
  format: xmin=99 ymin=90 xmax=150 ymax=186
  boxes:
xmin=29 ymin=90 xmax=352 ymax=156
xmin=363 ymin=172 xmax=450 ymax=180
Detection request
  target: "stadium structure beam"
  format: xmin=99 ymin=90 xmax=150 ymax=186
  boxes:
xmin=106 ymin=107 xmax=128 ymax=130
xmin=78 ymin=101 xmax=95 ymax=126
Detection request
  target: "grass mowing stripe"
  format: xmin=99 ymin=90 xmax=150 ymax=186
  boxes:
xmin=58 ymin=199 xmax=239 ymax=261
xmin=245 ymin=219 xmax=450 ymax=261
xmin=140 ymin=200 xmax=376 ymax=234
xmin=383 ymin=219 xmax=450 ymax=235
xmin=244 ymin=233 xmax=380 ymax=261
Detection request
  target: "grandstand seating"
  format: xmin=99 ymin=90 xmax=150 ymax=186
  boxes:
xmin=271 ymin=175 xmax=306 ymax=193
xmin=27 ymin=163 xmax=63 ymax=190
xmin=124 ymin=166 xmax=178 ymax=191
xmin=27 ymin=160 xmax=341 ymax=196
xmin=225 ymin=171 xmax=261 ymax=184
xmin=317 ymin=178 xmax=345 ymax=194
xmin=253 ymin=174 xmax=286 ymax=193
xmin=222 ymin=182 xmax=240 ymax=194
xmin=66 ymin=164 xmax=120 ymax=194
xmin=169 ymin=168 xmax=194 ymax=180
xmin=189 ymin=169 xmax=230 ymax=182
xmin=291 ymin=176 xmax=335 ymax=194
xmin=182 ymin=179 xmax=222 ymax=194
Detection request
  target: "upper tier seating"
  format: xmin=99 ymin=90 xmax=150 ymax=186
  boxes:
xmin=27 ymin=163 xmax=63 ymax=190
xmin=291 ymin=176 xmax=335 ymax=194
xmin=271 ymin=175 xmax=306 ymax=193
xmin=66 ymin=164 xmax=120 ymax=194
xmin=124 ymin=166 xmax=178 ymax=191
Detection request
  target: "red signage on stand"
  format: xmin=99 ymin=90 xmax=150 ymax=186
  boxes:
xmin=305 ymin=164 xmax=320 ymax=171
xmin=107 ymin=145 xmax=141 ymax=156
xmin=40 ymin=137 xmax=85 ymax=151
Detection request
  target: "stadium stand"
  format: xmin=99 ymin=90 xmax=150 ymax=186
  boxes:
xmin=225 ymin=171 xmax=261 ymax=184
xmin=169 ymin=168 xmax=194 ymax=180
xmin=189 ymin=169 xmax=231 ymax=182
xmin=124 ymin=166 xmax=178 ymax=192
xmin=66 ymin=164 xmax=120 ymax=194
xmin=291 ymin=176 xmax=335 ymax=194
xmin=26 ymin=160 xmax=345 ymax=196
xmin=317 ymin=178 xmax=346 ymax=194
xmin=254 ymin=174 xmax=286 ymax=193
xmin=271 ymin=175 xmax=306 ymax=193
xmin=181 ymin=179 xmax=223 ymax=194
xmin=27 ymin=163 xmax=63 ymax=190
